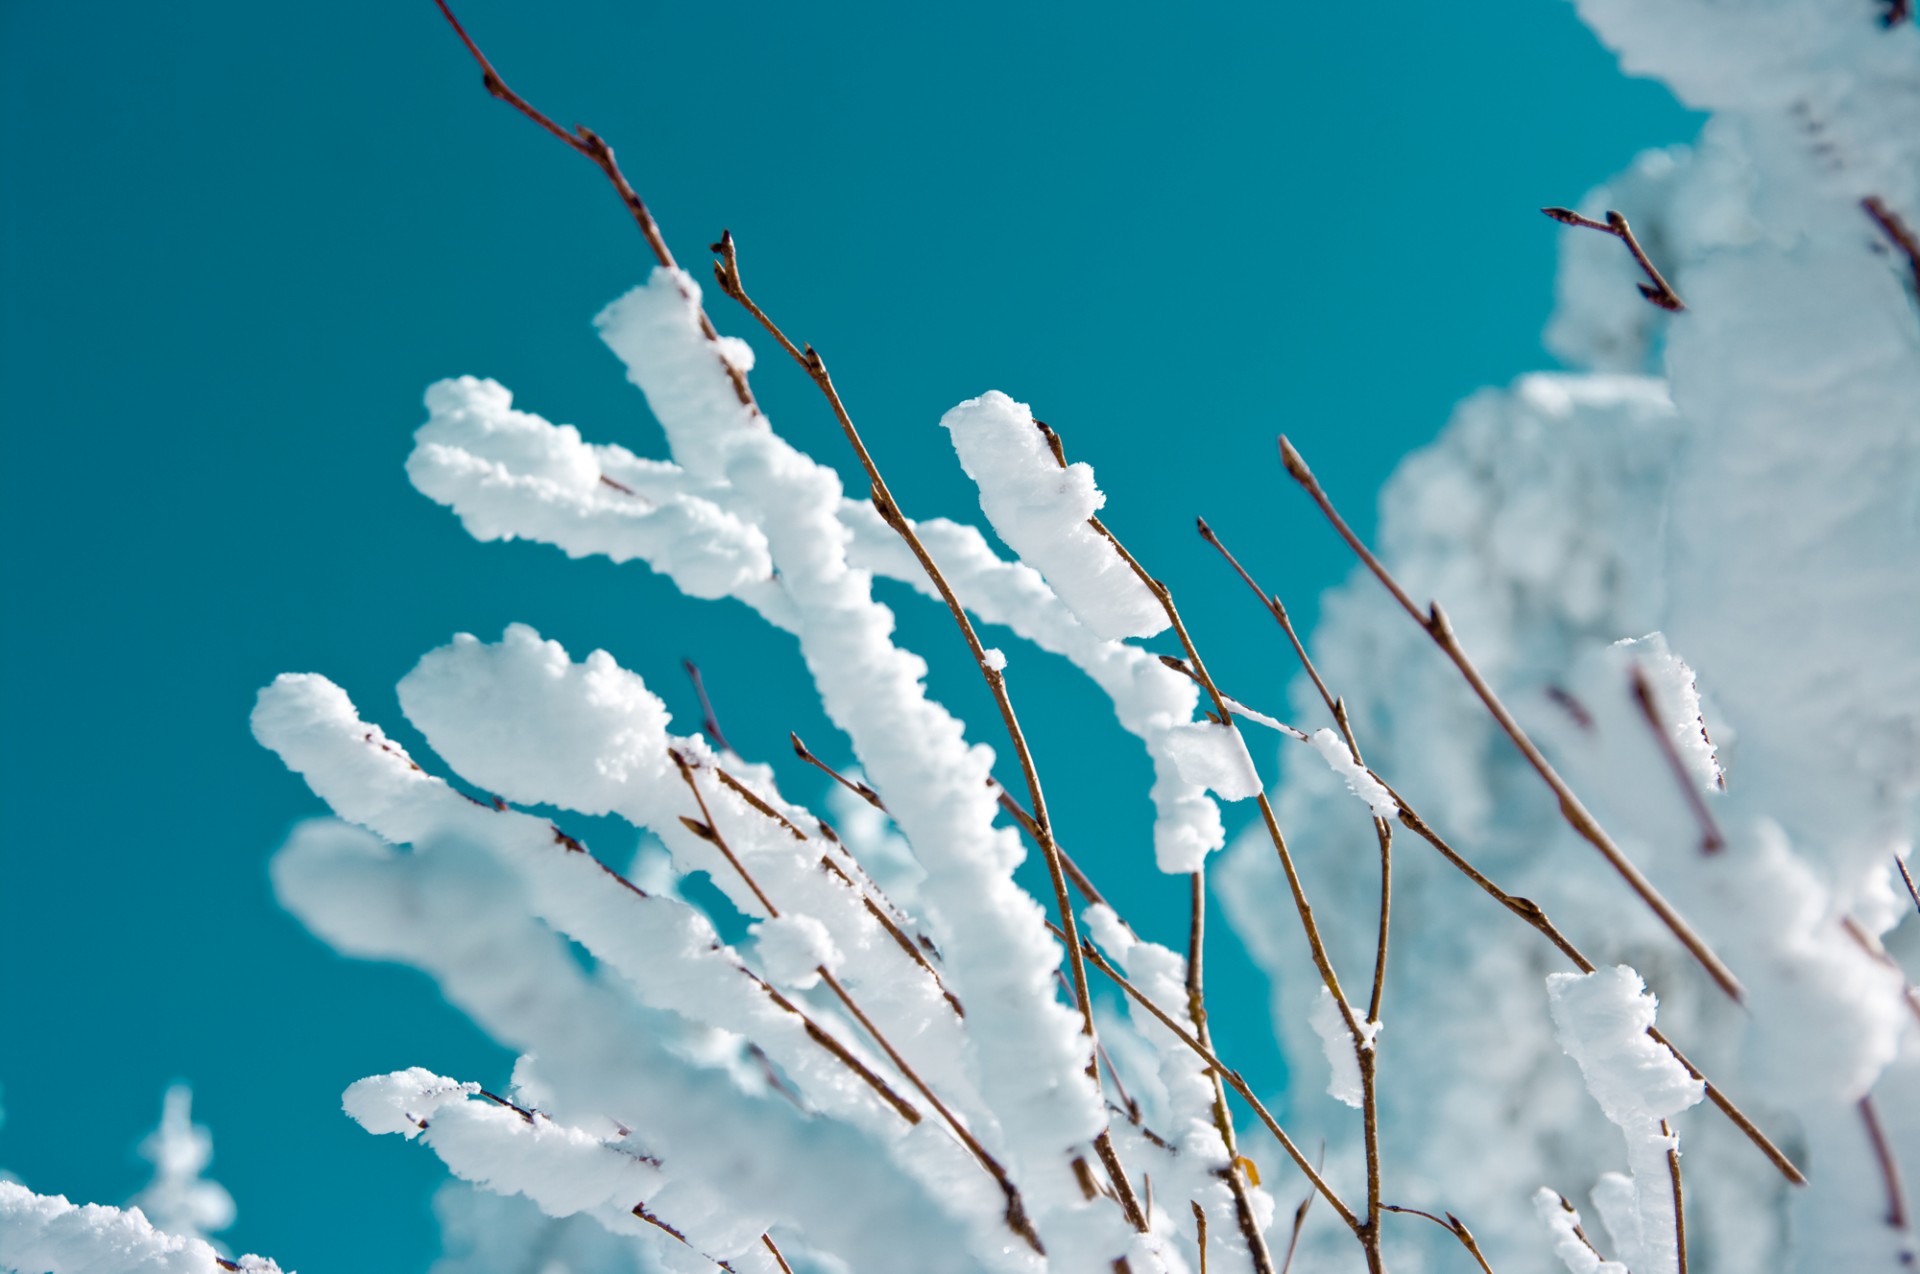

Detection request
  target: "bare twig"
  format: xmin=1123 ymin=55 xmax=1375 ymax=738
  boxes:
xmin=1197 ymin=520 xmax=1397 ymax=1027
xmin=1898 ymin=855 xmax=1920 ymax=916
xmin=1630 ymin=666 xmax=1726 ymax=854
xmin=1277 ymin=434 xmax=1746 ymax=1004
xmin=1086 ymin=500 xmax=1381 ymax=1267
xmin=789 ymin=732 xmax=886 ymax=810
xmin=430 ymin=1 xmax=756 ymax=409
xmin=712 ymin=231 xmax=1146 ymax=1235
xmin=1382 ymin=1206 xmax=1497 ymax=1274
xmin=1542 ymin=206 xmax=1685 ymax=310
xmin=762 ymin=1233 xmax=797 ymax=1274
xmin=1065 ymin=922 xmax=1360 ymax=1233
xmin=1663 ymin=1120 xmax=1689 ymax=1274
xmin=1276 ymin=1179 xmax=1316 ymax=1274
xmin=683 ymin=659 xmax=735 ymax=755
xmin=1861 ymin=1094 xmax=1911 ymax=1231
xmin=1193 ymin=1200 xmax=1210 ymax=1274
xmin=1865 ymin=196 xmax=1920 ymax=294
xmin=1189 ymin=873 xmax=1280 ymax=1274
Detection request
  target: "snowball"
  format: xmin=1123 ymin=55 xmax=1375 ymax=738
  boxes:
xmin=1163 ymin=721 xmax=1261 ymax=801
xmin=941 ymin=391 xmax=1168 ymax=641
xmin=1308 ymin=729 xmax=1399 ymax=818
xmin=1308 ymin=987 xmax=1376 ymax=1108
xmin=752 ymin=914 xmax=842 ymax=990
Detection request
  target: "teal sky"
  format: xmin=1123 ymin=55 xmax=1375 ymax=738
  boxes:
xmin=0 ymin=3 xmax=1699 ymax=1269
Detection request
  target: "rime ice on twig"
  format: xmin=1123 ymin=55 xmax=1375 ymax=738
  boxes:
xmin=1545 ymin=967 xmax=1702 ymax=1274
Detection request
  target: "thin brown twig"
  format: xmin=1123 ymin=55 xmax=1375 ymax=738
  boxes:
xmin=1663 ymin=1119 xmax=1689 ymax=1274
xmin=429 ymin=1 xmax=756 ymax=409
xmin=1276 ymin=1178 xmax=1316 ymax=1274
xmin=715 ymin=758 xmax=966 ymax=1015
xmin=790 ymin=732 xmax=886 ymax=810
xmin=1062 ymin=921 xmax=1361 ymax=1233
xmin=1189 ymin=872 xmax=1280 ymax=1274
xmin=1197 ymin=520 xmax=1398 ymax=1027
xmin=762 ymin=1233 xmax=797 ymax=1274
xmin=1382 ymin=1205 xmax=1497 ymax=1274
xmin=1388 ymin=791 xmax=1805 ymax=1184
xmin=1541 ymin=206 xmax=1685 ymax=311
xmin=712 ymin=231 xmax=1146 ymax=1235
xmin=683 ymin=659 xmax=735 ymax=755
xmin=672 ymin=751 xmax=1046 ymax=1253
xmin=1865 ymin=196 xmax=1920 ymax=294
xmin=1630 ymin=667 xmax=1726 ymax=854
xmin=1083 ymin=487 xmax=1377 ymax=1266
xmin=1192 ymin=1199 xmax=1210 ymax=1274
xmin=1278 ymin=434 xmax=1745 ymax=1004
xmin=1899 ymin=855 xmax=1920 ymax=916
xmin=1861 ymin=1094 xmax=1911 ymax=1232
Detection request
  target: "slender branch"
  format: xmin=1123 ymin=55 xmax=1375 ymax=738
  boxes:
xmin=1662 ymin=1120 xmax=1689 ymax=1274
xmin=1198 ymin=519 xmax=1398 ymax=1028
xmin=672 ymin=751 xmax=1045 ymax=1253
xmin=762 ymin=1233 xmax=797 ymax=1274
xmin=683 ymin=659 xmax=735 ymax=755
xmin=712 ymin=230 xmax=1145 ymax=1234
xmin=430 ymin=1 xmax=756 ymax=409
xmin=791 ymin=731 xmax=886 ymax=810
xmin=1899 ymin=855 xmax=1920 ymax=916
xmin=1189 ymin=873 xmax=1280 ymax=1274
xmin=1192 ymin=1199 xmax=1209 ymax=1274
xmin=1630 ymin=667 xmax=1725 ymax=854
xmin=1541 ymin=206 xmax=1685 ymax=311
xmin=1277 ymin=1178 xmax=1316 ymax=1274
xmin=1865 ymin=196 xmax=1920 ymax=294
xmin=1391 ymin=792 xmax=1805 ymax=1183
xmin=1083 ymin=479 xmax=1376 ymax=1264
xmin=1064 ymin=922 xmax=1360 ymax=1233
xmin=1277 ymin=434 xmax=1746 ymax=1004
xmin=1861 ymin=1094 xmax=1911 ymax=1231
xmin=1382 ymin=1206 xmax=1497 ymax=1274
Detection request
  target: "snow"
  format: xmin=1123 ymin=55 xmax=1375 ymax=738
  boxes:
xmin=1162 ymin=722 xmax=1261 ymax=802
xmin=129 ymin=1086 xmax=236 ymax=1241
xmin=751 ymin=913 xmax=841 ymax=990
xmin=1306 ymin=729 xmax=1398 ymax=819
xmin=0 ymin=1182 xmax=284 ymax=1274
xmin=1306 ymin=988 xmax=1376 ymax=1110
xmin=941 ymin=391 xmax=1168 ymax=642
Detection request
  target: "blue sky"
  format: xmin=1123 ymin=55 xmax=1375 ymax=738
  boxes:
xmin=0 ymin=3 xmax=1697 ymax=1268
